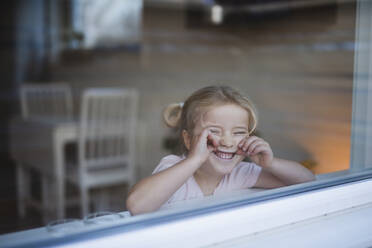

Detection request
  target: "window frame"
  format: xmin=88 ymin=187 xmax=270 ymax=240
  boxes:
xmin=2 ymin=169 xmax=372 ymax=247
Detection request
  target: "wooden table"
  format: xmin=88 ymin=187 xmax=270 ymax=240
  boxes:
xmin=10 ymin=117 xmax=78 ymax=220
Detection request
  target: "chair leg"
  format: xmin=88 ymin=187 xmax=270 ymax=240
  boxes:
xmin=80 ymin=187 xmax=89 ymax=218
xmin=95 ymin=188 xmax=109 ymax=212
xmin=16 ymin=163 xmax=27 ymax=218
xmin=41 ymin=175 xmax=51 ymax=223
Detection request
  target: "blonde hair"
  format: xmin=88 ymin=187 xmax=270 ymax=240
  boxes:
xmin=163 ymin=85 xmax=258 ymax=153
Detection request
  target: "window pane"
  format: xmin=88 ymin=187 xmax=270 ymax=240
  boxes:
xmin=350 ymin=0 xmax=372 ymax=171
xmin=4 ymin=1 xmax=372 ymax=244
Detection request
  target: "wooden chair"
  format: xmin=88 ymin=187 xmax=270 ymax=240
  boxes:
xmin=16 ymin=83 xmax=73 ymax=220
xmin=20 ymin=83 xmax=73 ymax=120
xmin=65 ymin=88 xmax=138 ymax=217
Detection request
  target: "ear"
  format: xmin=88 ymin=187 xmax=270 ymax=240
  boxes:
xmin=182 ymin=130 xmax=191 ymax=150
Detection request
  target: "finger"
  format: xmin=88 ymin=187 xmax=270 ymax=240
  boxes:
xmin=207 ymin=134 xmax=218 ymax=147
xmin=248 ymin=140 xmax=266 ymax=154
xmin=199 ymin=126 xmax=212 ymax=141
xmin=249 ymin=144 xmax=268 ymax=155
xmin=236 ymin=149 xmax=245 ymax=155
xmin=201 ymin=127 xmax=218 ymax=145
xmin=237 ymin=137 xmax=248 ymax=155
xmin=191 ymin=127 xmax=207 ymax=147
xmin=242 ymin=136 xmax=260 ymax=152
xmin=238 ymin=135 xmax=249 ymax=149
xmin=207 ymin=135 xmax=218 ymax=152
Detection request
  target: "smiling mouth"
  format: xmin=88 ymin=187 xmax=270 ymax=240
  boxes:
xmin=213 ymin=151 xmax=236 ymax=160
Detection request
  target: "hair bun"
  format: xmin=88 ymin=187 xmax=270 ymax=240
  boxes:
xmin=163 ymin=103 xmax=183 ymax=128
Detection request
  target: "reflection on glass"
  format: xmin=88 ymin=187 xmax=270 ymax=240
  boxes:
xmin=84 ymin=211 xmax=123 ymax=225
xmin=4 ymin=0 xmax=368 ymax=240
xmin=46 ymin=218 xmax=84 ymax=236
xmin=118 ymin=211 xmax=131 ymax=218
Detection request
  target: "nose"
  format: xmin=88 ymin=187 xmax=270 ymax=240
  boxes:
xmin=219 ymin=133 xmax=234 ymax=148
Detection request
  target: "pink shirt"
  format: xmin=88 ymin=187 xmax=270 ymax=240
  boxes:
xmin=152 ymin=155 xmax=262 ymax=207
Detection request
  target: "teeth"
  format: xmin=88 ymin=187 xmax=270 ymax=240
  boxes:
xmin=215 ymin=151 xmax=234 ymax=160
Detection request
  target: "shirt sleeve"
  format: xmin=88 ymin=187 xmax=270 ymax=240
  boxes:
xmin=230 ymin=162 xmax=262 ymax=189
xmin=152 ymin=154 xmax=183 ymax=174
xmin=151 ymin=155 xmax=188 ymax=207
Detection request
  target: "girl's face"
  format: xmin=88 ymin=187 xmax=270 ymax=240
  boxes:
xmin=194 ymin=104 xmax=250 ymax=175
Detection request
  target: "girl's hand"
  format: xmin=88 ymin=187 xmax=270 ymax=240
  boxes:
xmin=188 ymin=127 xmax=218 ymax=165
xmin=237 ymin=136 xmax=274 ymax=169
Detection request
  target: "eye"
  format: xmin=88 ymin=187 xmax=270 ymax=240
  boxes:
xmin=234 ymin=131 xmax=247 ymax=135
xmin=210 ymin=129 xmax=221 ymax=135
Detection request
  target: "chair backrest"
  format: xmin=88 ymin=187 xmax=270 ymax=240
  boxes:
xmin=20 ymin=83 xmax=73 ymax=120
xmin=78 ymin=88 xmax=138 ymax=170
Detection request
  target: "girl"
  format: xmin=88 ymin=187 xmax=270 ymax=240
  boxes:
xmin=126 ymin=85 xmax=315 ymax=215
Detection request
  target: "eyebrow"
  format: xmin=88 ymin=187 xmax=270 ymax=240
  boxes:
xmin=207 ymin=124 xmax=222 ymax=128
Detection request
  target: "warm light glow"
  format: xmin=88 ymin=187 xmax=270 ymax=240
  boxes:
xmin=291 ymin=129 xmax=350 ymax=174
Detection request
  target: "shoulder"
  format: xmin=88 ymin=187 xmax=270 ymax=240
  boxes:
xmin=152 ymin=154 xmax=184 ymax=174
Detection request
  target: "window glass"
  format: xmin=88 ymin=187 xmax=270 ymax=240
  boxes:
xmin=2 ymin=0 xmax=372 ymax=240
xmin=350 ymin=0 xmax=372 ymax=172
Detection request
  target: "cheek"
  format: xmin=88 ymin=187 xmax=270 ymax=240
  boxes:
xmin=236 ymin=136 xmax=245 ymax=143
xmin=228 ymin=135 xmax=244 ymax=141
xmin=233 ymin=136 xmax=245 ymax=148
